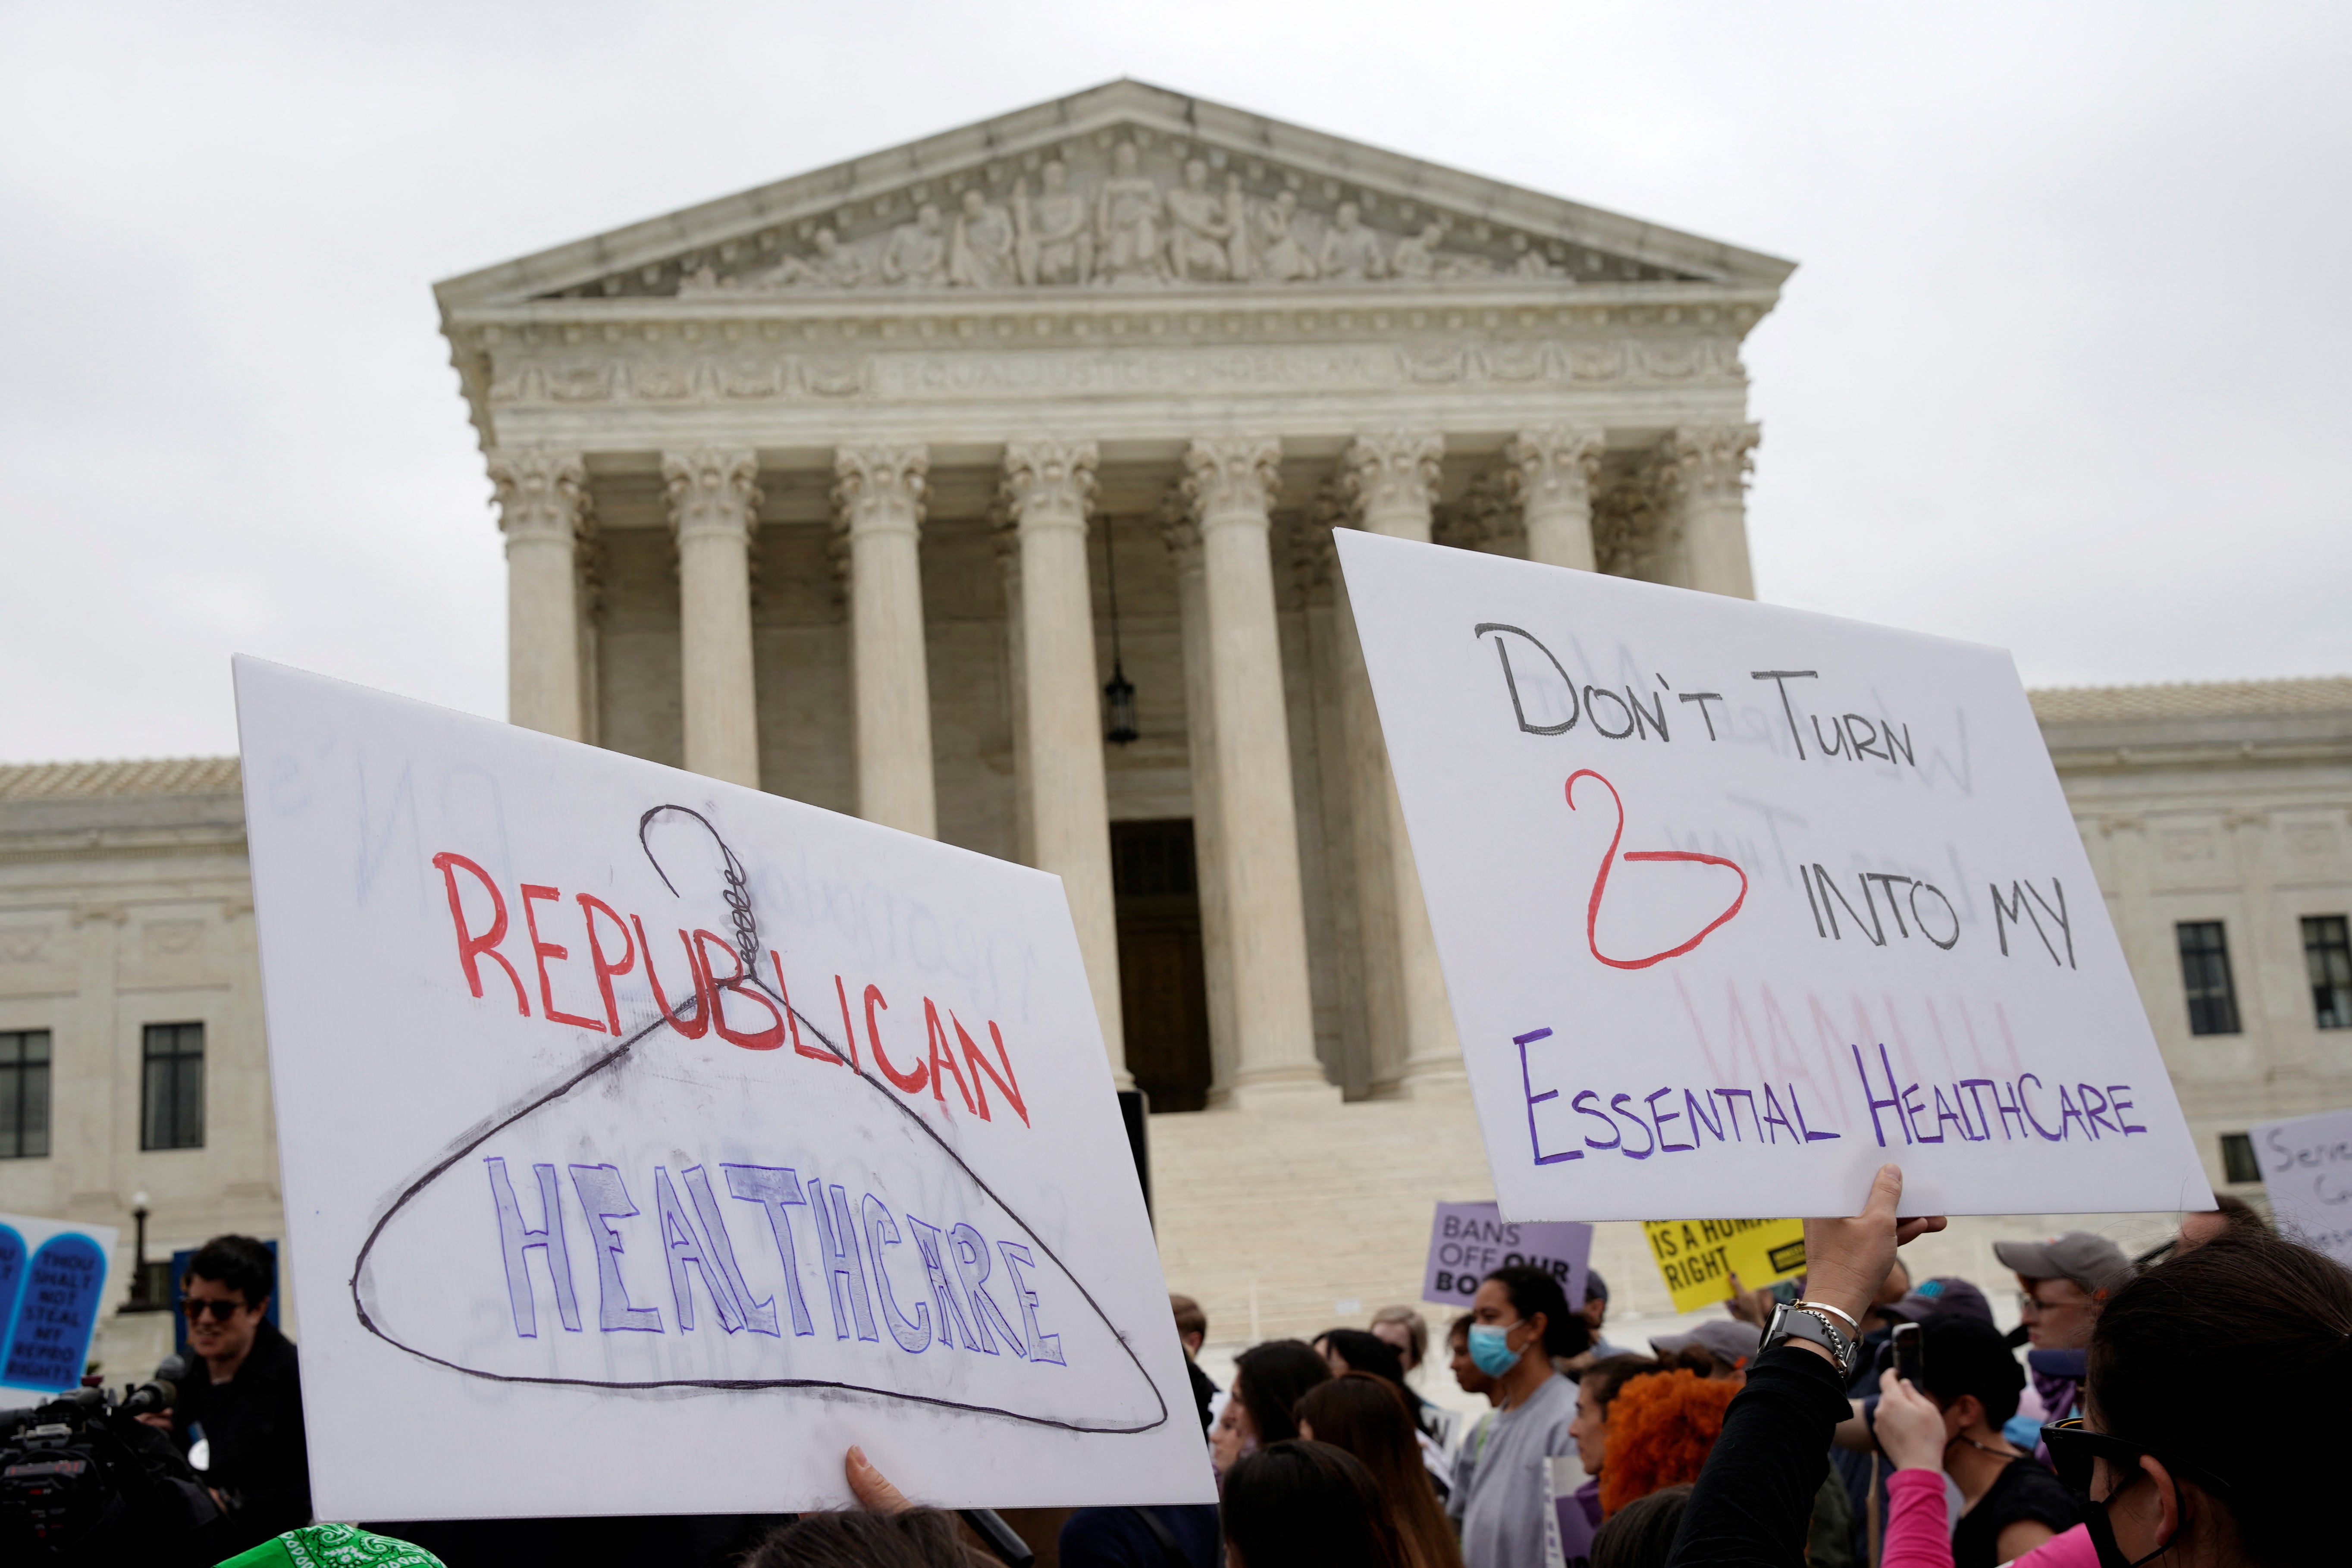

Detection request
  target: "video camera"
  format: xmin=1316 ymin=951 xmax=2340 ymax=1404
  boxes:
xmin=0 ymin=1355 xmax=223 ymax=1566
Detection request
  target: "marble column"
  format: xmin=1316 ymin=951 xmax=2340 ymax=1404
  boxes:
xmin=834 ymin=445 xmax=937 ymax=837
xmin=1161 ymin=498 xmax=1239 ymax=1101
xmin=1180 ymin=437 xmax=1331 ymax=1101
xmin=1001 ymin=441 xmax=1128 ymax=1084
xmin=1503 ymin=426 xmax=1605 ymax=572
xmin=1340 ymin=432 xmax=1465 ymax=1095
xmin=489 ymin=448 xmax=591 ymax=740
xmin=661 ymin=448 xmax=762 ymax=787
xmin=1657 ymin=424 xmax=1761 ymax=599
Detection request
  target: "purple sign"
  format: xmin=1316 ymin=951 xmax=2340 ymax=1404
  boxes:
xmin=1421 ymin=1201 xmax=1592 ymax=1310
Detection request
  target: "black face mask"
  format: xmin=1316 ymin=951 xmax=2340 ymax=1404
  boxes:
xmin=2082 ymin=1471 xmax=2177 ymax=1568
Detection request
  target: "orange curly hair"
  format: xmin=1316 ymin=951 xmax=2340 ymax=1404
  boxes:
xmin=1597 ymin=1367 xmax=1738 ymax=1518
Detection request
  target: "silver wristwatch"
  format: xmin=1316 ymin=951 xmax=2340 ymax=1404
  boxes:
xmin=1762 ymin=1299 xmax=1859 ymax=1377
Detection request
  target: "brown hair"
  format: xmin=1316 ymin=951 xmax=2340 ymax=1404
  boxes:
xmin=1294 ymin=1374 xmax=1464 ymax=1568
xmin=1598 ymin=1369 xmax=1736 ymax=1518
xmin=1223 ymin=1439 xmax=1404 ymax=1568
xmin=1590 ymin=1482 xmax=1693 ymax=1568
xmin=747 ymin=1508 xmax=982 ymax=1567
xmin=1233 ymin=1339 xmax=1333 ymax=1445
xmin=1580 ymin=1354 xmax=1664 ymax=1417
xmin=2089 ymin=1232 xmax=2352 ymax=1567
xmin=1170 ymin=1293 xmax=1207 ymax=1341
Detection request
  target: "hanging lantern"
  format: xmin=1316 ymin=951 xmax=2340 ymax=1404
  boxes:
xmin=1102 ymin=521 xmax=1140 ymax=745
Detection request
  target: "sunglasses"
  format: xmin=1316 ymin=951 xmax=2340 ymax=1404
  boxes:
xmin=178 ymin=1297 xmax=250 ymax=1321
xmin=2042 ymin=1418 xmax=2232 ymax=1502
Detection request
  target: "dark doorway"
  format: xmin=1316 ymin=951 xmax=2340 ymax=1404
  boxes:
xmin=1111 ymin=819 xmax=1214 ymax=1113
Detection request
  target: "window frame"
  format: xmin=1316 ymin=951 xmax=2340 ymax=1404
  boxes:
xmin=0 ymin=1029 xmax=51 ymax=1160
xmin=2175 ymin=920 xmax=2242 ymax=1037
xmin=2302 ymin=915 xmax=2352 ymax=1030
xmin=2219 ymin=1132 xmax=2261 ymax=1186
xmin=140 ymin=1021 xmax=206 ymax=1151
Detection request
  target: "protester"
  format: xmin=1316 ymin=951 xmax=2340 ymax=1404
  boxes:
xmin=140 ymin=1234 xmax=310 ymax=1557
xmin=1597 ymin=1368 xmax=1737 ymax=1516
xmin=1060 ymin=1499 xmax=1221 ymax=1568
xmin=1566 ymin=1355 xmax=1665 ymax=1525
xmin=1317 ymin=1325 xmax=1409 ymax=1383
xmin=1878 ymin=1276 xmax=1994 ymax=1329
xmin=1372 ymin=1303 xmax=1461 ymax=1447
xmin=1453 ymin=1264 xmax=1593 ymax=1568
xmin=1371 ymin=1303 xmax=1432 ymax=1374
xmin=1561 ymin=1270 xmax=1632 ymax=1376
xmin=1667 ymin=1164 xmax=2352 ymax=1568
xmin=1222 ymin=1439 xmax=1405 ymax=1568
xmin=1315 ymin=1325 xmax=1454 ymax=1493
xmin=1993 ymin=1230 xmax=2130 ymax=1435
xmin=1211 ymin=1339 xmax=1333 ymax=1476
xmin=1445 ymin=1312 xmax=1505 ymax=1529
xmin=1170 ymin=1293 xmax=1218 ymax=1433
xmin=1833 ymin=1314 xmax=2079 ymax=1565
xmin=1590 ymin=1482 xmax=1693 ymax=1568
xmin=1296 ymin=1374 xmax=1466 ymax=1568
xmin=1649 ymin=1320 xmax=1761 ymax=1381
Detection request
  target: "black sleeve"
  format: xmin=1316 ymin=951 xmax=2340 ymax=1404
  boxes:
xmin=1988 ymin=1463 xmax=2082 ymax=1539
xmin=1666 ymin=1345 xmax=1853 ymax=1568
xmin=235 ymin=1360 xmax=313 ymax=1542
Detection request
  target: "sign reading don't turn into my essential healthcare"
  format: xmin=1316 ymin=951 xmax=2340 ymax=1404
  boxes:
xmin=234 ymin=658 xmax=1210 ymax=1523
xmin=1337 ymin=531 xmax=2213 ymax=1224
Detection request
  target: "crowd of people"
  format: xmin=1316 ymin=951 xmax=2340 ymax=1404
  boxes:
xmin=126 ymin=1180 xmax=2348 ymax=1568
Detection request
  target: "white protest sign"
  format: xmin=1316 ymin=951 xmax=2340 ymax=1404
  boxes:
xmin=2250 ymin=1107 xmax=2352 ymax=1267
xmin=0 ymin=1213 xmax=117 ymax=1409
xmin=233 ymin=658 xmax=1210 ymax=1521
xmin=1336 ymin=531 xmax=2211 ymax=1223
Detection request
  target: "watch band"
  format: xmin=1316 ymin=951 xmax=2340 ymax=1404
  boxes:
xmin=1794 ymin=1299 xmax=1860 ymax=1335
xmin=1764 ymin=1300 xmax=1857 ymax=1377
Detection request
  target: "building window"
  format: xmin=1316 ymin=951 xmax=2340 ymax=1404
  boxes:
xmin=2220 ymin=1132 xmax=2261 ymax=1185
xmin=2176 ymin=922 xmax=2241 ymax=1036
xmin=0 ymin=1030 xmax=49 ymax=1159
xmin=141 ymin=1022 xmax=204 ymax=1151
xmin=2303 ymin=916 xmax=2352 ymax=1029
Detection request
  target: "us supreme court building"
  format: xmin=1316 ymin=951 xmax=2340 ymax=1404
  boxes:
xmin=6 ymin=82 xmax=2350 ymax=1364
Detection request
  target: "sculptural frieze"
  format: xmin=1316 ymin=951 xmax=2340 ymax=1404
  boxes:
xmin=633 ymin=137 xmax=1691 ymax=301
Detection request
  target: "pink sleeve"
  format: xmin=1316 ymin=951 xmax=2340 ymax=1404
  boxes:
xmin=1879 ymin=1468 xmax=1955 ymax=1568
xmin=2008 ymin=1524 xmax=2097 ymax=1568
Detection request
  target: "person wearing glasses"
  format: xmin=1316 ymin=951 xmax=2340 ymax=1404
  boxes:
xmin=143 ymin=1234 xmax=311 ymax=1555
xmin=1661 ymin=1165 xmax=2351 ymax=1568
xmin=1991 ymin=1231 xmax=2132 ymax=1443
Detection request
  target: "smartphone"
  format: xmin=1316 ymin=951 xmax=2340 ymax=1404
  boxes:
xmin=1891 ymin=1320 xmax=1925 ymax=1386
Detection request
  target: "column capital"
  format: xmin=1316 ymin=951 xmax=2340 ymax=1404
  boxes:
xmin=1290 ymin=481 xmax=1346 ymax=594
xmin=1001 ymin=439 xmax=1098 ymax=533
xmin=1157 ymin=485 xmax=1202 ymax=566
xmin=1339 ymin=430 xmax=1444 ymax=532
xmin=1181 ymin=436 xmax=1283 ymax=529
xmin=662 ymin=448 xmax=762 ymax=545
xmin=1502 ymin=426 xmax=1605 ymax=513
xmin=834 ymin=444 xmax=929 ymax=539
xmin=488 ymin=448 xmax=591 ymax=546
xmin=1655 ymin=423 xmax=1760 ymax=503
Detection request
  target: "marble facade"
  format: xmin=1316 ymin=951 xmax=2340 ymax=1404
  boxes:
xmin=437 ymin=80 xmax=1788 ymax=1106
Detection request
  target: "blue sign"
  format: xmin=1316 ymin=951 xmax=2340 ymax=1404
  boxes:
xmin=0 ymin=1226 xmax=25 ymax=1355
xmin=0 ymin=1232 xmax=107 ymax=1392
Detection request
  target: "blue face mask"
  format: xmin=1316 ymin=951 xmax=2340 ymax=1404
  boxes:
xmin=1468 ymin=1321 xmax=1524 ymax=1377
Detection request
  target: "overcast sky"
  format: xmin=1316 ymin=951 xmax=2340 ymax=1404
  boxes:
xmin=3 ymin=2 xmax=2347 ymax=763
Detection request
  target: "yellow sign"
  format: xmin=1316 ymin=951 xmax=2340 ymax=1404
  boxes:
xmin=1642 ymin=1217 xmax=1808 ymax=1314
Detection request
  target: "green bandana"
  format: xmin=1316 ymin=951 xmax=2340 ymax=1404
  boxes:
xmin=216 ymin=1524 xmax=448 ymax=1568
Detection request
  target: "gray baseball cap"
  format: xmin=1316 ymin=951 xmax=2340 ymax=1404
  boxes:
xmin=1650 ymin=1318 xmax=1763 ymax=1368
xmin=1993 ymin=1231 xmax=2133 ymax=1295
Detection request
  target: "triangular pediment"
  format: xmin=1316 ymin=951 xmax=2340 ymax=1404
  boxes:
xmin=436 ymin=80 xmax=1794 ymax=310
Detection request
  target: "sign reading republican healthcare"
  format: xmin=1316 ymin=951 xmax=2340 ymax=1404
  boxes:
xmin=1421 ymin=1202 xmax=1591 ymax=1309
xmin=233 ymin=659 xmax=1210 ymax=1523
xmin=0 ymin=1213 xmax=118 ymax=1410
xmin=2251 ymin=1107 xmax=2352 ymax=1267
xmin=1335 ymin=532 xmax=2212 ymax=1223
